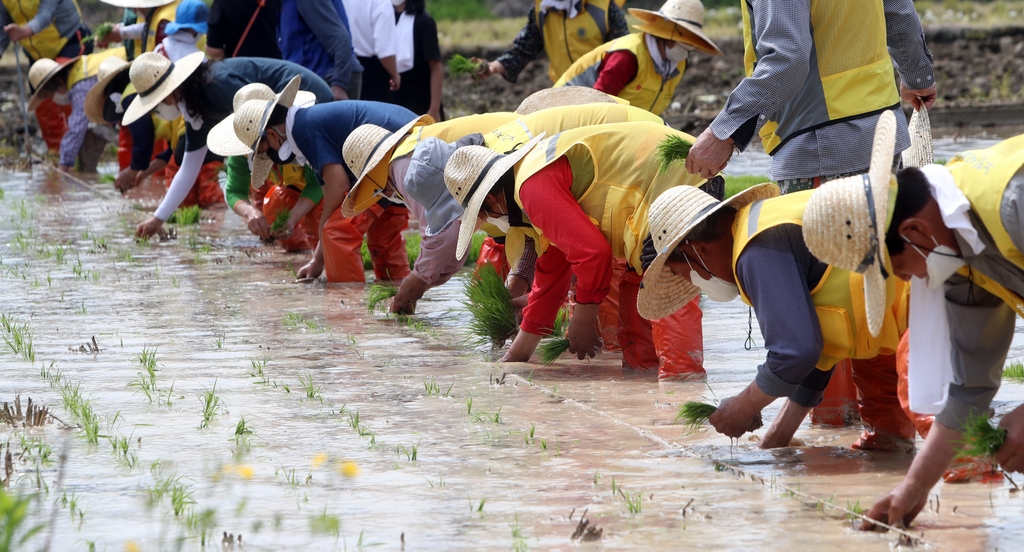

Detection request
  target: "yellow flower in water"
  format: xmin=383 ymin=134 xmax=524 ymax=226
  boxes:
xmin=311 ymin=452 xmax=329 ymax=469
xmin=338 ymin=461 xmax=360 ymax=478
xmin=236 ymin=464 xmax=255 ymax=479
xmin=125 ymin=541 xmax=141 ymax=552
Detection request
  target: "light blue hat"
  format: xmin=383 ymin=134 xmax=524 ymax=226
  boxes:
xmin=165 ymin=0 xmax=209 ymax=36
xmin=405 ymin=134 xmax=484 ymax=236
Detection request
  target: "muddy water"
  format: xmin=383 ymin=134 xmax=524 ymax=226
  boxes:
xmin=2 ymin=166 xmax=1023 ymax=552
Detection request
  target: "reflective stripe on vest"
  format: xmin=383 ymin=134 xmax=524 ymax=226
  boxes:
xmin=536 ymin=0 xmax=610 ymax=83
xmin=732 ymin=192 xmax=902 ymax=369
xmin=555 ymin=33 xmax=683 ymax=116
xmin=741 ymin=0 xmax=900 ymax=155
xmin=2 ymin=0 xmax=81 ymax=60
xmin=511 ymin=121 xmax=705 ymax=272
xmin=391 ymin=113 xmax=519 ymax=160
xmin=67 ymin=46 xmax=126 ymax=88
xmin=947 ymin=134 xmax=1024 ymax=317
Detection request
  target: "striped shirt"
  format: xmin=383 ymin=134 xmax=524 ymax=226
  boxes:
xmin=60 ymin=76 xmax=95 ymax=168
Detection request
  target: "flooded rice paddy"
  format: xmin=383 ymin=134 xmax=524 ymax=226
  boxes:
xmin=2 ymin=155 xmax=1024 ymax=551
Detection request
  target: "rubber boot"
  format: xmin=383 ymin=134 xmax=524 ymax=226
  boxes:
xmin=850 ymin=354 xmax=916 ymax=452
xmin=322 ymin=209 xmax=374 ymax=283
xmin=598 ymin=260 xmax=625 ymax=352
xmin=475 ymin=237 xmax=511 ymax=279
xmin=118 ymin=126 xmax=133 ymax=170
xmin=366 ymin=205 xmax=411 ymax=282
xmin=811 ymin=359 xmax=859 ymax=426
xmin=617 ymin=269 xmax=659 ymax=372
xmin=652 ymin=297 xmax=706 ymax=381
xmin=35 ymin=98 xmax=69 ymax=152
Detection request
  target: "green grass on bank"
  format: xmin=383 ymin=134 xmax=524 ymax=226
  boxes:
xmin=725 ymin=175 xmax=772 ymax=198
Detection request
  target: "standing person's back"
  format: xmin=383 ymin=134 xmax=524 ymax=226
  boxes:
xmin=206 ymin=0 xmax=281 ymax=59
xmin=278 ymin=0 xmax=362 ymax=100
xmin=391 ymin=0 xmax=442 ymax=120
xmin=341 ymin=0 xmax=400 ymax=102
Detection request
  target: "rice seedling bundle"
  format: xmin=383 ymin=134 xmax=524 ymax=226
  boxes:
xmin=168 ymin=205 xmax=201 ymax=225
xmin=462 ymin=263 xmax=517 ymax=347
xmin=269 ymin=209 xmax=291 ymax=234
xmin=366 ymin=283 xmax=398 ymax=312
xmin=536 ymin=308 xmax=575 ymax=364
xmin=83 ymin=22 xmax=113 ymax=44
xmin=656 ymin=135 xmax=692 ymax=174
xmin=675 ymin=401 xmax=764 ymax=433
xmin=448 ymin=54 xmax=482 ymax=77
xmin=957 ymin=413 xmax=1006 ymax=459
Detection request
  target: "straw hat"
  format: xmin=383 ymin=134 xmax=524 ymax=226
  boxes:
xmin=901 ymin=107 xmax=933 ymax=169
xmin=514 ymin=87 xmax=625 ymax=115
xmin=638 ymin=183 xmax=779 ymax=319
xmin=802 ymin=110 xmax=898 ymax=337
xmin=341 ymin=115 xmax=435 ymax=217
xmin=630 ymin=0 xmax=722 ymax=56
xmin=100 ymin=0 xmax=173 ymax=8
xmin=84 ymin=56 xmax=131 ymax=124
xmin=206 ymin=76 xmax=318 ymax=158
xmin=122 ymin=51 xmax=205 ymax=126
xmin=444 ymin=133 xmax=545 ymax=261
xmin=27 ymin=56 xmax=79 ymax=111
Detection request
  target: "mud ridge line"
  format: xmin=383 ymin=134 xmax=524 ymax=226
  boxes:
xmin=507 ymin=373 xmax=928 ymax=546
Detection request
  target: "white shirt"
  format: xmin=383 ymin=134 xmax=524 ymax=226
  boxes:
xmin=340 ymin=0 xmax=397 ymax=59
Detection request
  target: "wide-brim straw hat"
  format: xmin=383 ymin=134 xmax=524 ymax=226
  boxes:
xmin=341 ymin=114 xmax=435 ymax=217
xmin=630 ymin=0 xmax=722 ymax=56
xmin=445 ymin=133 xmax=545 ymax=261
xmin=514 ymin=86 xmax=625 ymax=115
xmin=84 ymin=56 xmax=131 ymax=124
xmin=901 ymin=107 xmax=932 ymax=169
xmin=100 ymin=0 xmax=173 ymax=8
xmin=637 ymin=183 xmax=780 ymax=320
xmin=27 ymin=56 xmax=79 ymax=112
xmin=122 ymin=51 xmax=205 ymax=126
xmin=206 ymin=75 xmax=317 ymax=158
xmin=802 ymin=110 xmax=898 ymax=337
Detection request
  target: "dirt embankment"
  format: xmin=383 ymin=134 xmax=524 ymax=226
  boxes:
xmin=441 ymin=26 xmax=1024 ymax=133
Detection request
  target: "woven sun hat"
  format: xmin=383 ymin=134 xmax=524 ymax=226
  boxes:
xmin=444 ymin=133 xmax=545 ymax=261
xmin=901 ymin=107 xmax=933 ymax=169
xmin=206 ymin=75 xmax=317 ymax=158
xmin=514 ymin=86 xmax=625 ymax=115
xmin=802 ymin=110 xmax=898 ymax=338
xmin=100 ymin=0 xmax=173 ymax=8
xmin=84 ymin=56 xmax=131 ymax=124
xmin=27 ymin=56 xmax=79 ymax=111
xmin=630 ymin=0 xmax=722 ymax=56
xmin=122 ymin=51 xmax=205 ymax=125
xmin=637 ymin=183 xmax=780 ymax=320
xmin=341 ymin=114 xmax=435 ymax=218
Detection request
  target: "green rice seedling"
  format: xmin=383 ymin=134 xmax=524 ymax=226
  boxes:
xmin=656 ymin=134 xmax=692 ymax=173
xmin=92 ymin=22 xmax=114 ymax=42
xmin=60 ymin=490 xmax=85 ymax=528
xmin=676 ymin=401 xmax=718 ymax=430
xmin=424 ymin=377 xmax=441 ymax=396
xmin=309 ymin=506 xmax=340 ymax=537
xmin=525 ymin=423 xmax=536 ymax=445
xmin=170 ymin=481 xmax=195 ymax=516
xmin=619 ymin=488 xmax=642 ymax=514
xmin=448 ymin=53 xmax=483 ymax=76
xmin=198 ymin=380 xmax=221 ymax=429
xmin=466 ymin=397 xmax=473 ymax=415
xmin=844 ymin=498 xmax=864 ymax=520
xmin=0 ymin=312 xmax=35 ymax=362
xmin=248 ymin=356 xmax=270 ymax=384
xmin=468 ymin=496 xmax=486 ymax=513
xmin=184 ymin=508 xmax=217 ymax=545
xmin=52 ymin=244 xmax=69 ymax=264
xmin=366 ymin=283 xmax=398 ymax=312
xmin=269 ymin=209 xmax=291 ymax=234
xmin=537 ymin=336 xmax=570 ymax=364
xmin=276 ymin=466 xmax=300 ymax=488
xmin=168 ymin=205 xmax=201 ymax=225
xmin=299 ymin=372 xmax=322 ymax=401
xmin=463 ymin=263 xmax=517 ymax=347
xmin=510 ymin=512 xmax=527 ymax=552
xmin=442 ymin=381 xmax=455 ymax=398
xmin=348 ymin=410 xmax=360 ymax=429
xmin=143 ymin=475 xmax=177 ymax=508
xmin=235 ymin=417 xmax=253 ymax=437
xmin=957 ymin=413 xmax=1007 ymax=459
xmin=1004 ymin=359 xmax=1024 ymax=380
xmin=405 ymin=232 xmax=421 ymax=268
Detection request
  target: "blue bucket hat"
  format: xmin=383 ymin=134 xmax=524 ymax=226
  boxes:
xmin=405 ymin=134 xmax=484 ymax=236
xmin=165 ymin=0 xmax=209 ymax=35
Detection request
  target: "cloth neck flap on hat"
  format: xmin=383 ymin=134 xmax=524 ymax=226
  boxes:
xmin=921 ymin=164 xmax=985 ymax=255
xmin=855 ymin=174 xmax=889 ymax=279
xmin=645 ymin=33 xmax=677 ymax=78
xmin=278 ymin=105 xmax=307 ymax=167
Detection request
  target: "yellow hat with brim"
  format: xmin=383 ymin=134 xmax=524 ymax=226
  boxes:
xmin=341 ymin=114 xmax=435 ymax=218
xmin=637 ymin=183 xmax=780 ymax=320
xmin=122 ymin=51 xmax=205 ymax=126
xmin=444 ymin=133 xmax=546 ymax=261
xmin=630 ymin=0 xmax=722 ymax=56
xmin=27 ymin=56 xmax=79 ymax=112
xmin=84 ymin=56 xmax=131 ymax=125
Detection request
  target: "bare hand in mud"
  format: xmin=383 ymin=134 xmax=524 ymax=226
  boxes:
xmin=391 ymin=274 xmax=429 ymax=315
xmin=245 ymin=211 xmax=270 ymax=240
xmin=860 ymin=483 xmax=928 ymax=532
xmin=115 ymin=169 xmax=140 ymax=193
xmin=709 ymin=397 xmax=760 ymax=438
xmin=685 ymin=128 xmax=733 ymax=179
xmin=502 ymin=330 xmax=543 ymax=362
xmin=567 ymin=303 xmax=602 ymax=360
xmin=996 ymin=404 xmax=1024 ymax=473
xmin=136 ymin=216 xmax=164 ymax=238
xmin=900 ymin=82 xmax=937 ymax=111
xmin=296 ymin=257 xmax=323 ymax=279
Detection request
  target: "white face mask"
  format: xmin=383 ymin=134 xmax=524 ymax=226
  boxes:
xmin=154 ymin=102 xmax=181 ymax=121
xmin=905 ymin=236 xmax=965 ymax=289
xmin=684 ymin=245 xmax=738 ymax=302
xmin=664 ymin=42 xmax=693 ymax=66
xmin=485 ymin=215 xmax=510 ymax=233
xmin=51 ymin=92 xmax=70 ymax=105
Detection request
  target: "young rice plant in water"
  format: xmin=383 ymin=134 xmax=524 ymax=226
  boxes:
xmin=462 ymin=263 xmax=517 ymax=347
xmin=366 ymin=283 xmax=398 ymax=312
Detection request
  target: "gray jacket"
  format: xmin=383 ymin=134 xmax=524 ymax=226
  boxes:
xmin=0 ymin=0 xmax=83 ymax=57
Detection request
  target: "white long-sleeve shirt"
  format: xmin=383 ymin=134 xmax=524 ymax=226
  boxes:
xmin=340 ymin=0 xmax=396 ymax=59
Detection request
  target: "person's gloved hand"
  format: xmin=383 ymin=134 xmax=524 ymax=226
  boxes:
xmin=640 ymin=234 xmax=657 ymax=273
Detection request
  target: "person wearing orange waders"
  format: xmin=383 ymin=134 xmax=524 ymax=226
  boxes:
xmin=224 ymin=157 xmax=323 ymax=252
xmin=555 ymin=0 xmax=722 ymax=117
xmin=640 ymin=114 xmax=915 ymax=450
xmin=442 ymin=122 xmax=709 ymax=375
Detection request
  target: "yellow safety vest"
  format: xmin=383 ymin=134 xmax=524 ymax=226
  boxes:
xmin=2 ymin=0 xmax=81 ymax=60
xmin=733 ymin=192 xmax=903 ymax=370
xmin=509 ymin=121 xmax=706 ymax=273
xmin=67 ymin=46 xmax=127 ymax=88
xmin=392 ymin=112 xmax=519 ymax=160
xmin=947 ymin=134 xmax=1024 ymax=317
xmin=536 ymin=0 xmax=611 ymax=83
xmin=268 ymin=163 xmax=308 ymax=190
xmin=740 ymin=0 xmax=901 ymax=155
xmin=555 ymin=33 xmax=683 ymax=116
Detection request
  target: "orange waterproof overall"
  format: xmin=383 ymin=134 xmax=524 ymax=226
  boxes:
xmin=322 ymin=204 xmax=411 ymax=283
xmin=164 ymin=158 xmax=225 ymax=209
xmin=261 ymin=185 xmax=324 ymax=252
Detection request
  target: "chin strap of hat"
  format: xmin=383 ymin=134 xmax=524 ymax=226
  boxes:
xmin=855 ymin=174 xmax=890 ymax=279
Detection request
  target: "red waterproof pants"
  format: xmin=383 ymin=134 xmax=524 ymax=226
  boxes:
xmin=322 ymin=205 xmax=411 ymax=283
xmin=165 ymin=158 xmax=225 ymax=208
xmin=475 ymin=237 xmax=511 ymax=279
xmin=35 ymin=98 xmax=70 ymax=153
xmin=262 ymin=185 xmax=324 ymax=252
